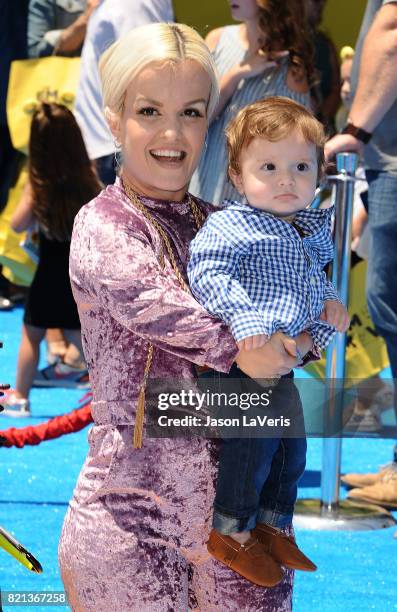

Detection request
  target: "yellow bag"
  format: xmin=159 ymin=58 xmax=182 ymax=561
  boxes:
xmin=306 ymin=260 xmax=389 ymax=380
xmin=6 ymin=56 xmax=80 ymax=153
xmin=0 ymin=163 xmax=37 ymax=286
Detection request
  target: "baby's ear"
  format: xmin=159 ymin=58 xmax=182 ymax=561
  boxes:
xmin=229 ymin=168 xmax=244 ymax=195
xmin=104 ymin=107 xmax=121 ymax=141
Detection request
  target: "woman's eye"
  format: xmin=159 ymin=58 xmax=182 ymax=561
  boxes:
xmin=138 ymin=107 xmax=159 ymax=116
xmin=262 ymin=163 xmax=275 ymax=171
xmin=183 ymin=108 xmax=203 ymax=118
xmin=297 ymin=162 xmax=309 ymax=171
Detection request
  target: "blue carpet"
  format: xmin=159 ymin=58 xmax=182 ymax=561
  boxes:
xmin=0 ymin=306 xmax=396 ymax=611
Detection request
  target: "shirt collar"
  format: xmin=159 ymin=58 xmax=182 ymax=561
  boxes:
xmin=223 ymin=199 xmax=333 ymax=236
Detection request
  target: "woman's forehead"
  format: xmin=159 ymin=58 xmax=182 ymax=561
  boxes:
xmin=125 ymin=60 xmax=211 ymax=103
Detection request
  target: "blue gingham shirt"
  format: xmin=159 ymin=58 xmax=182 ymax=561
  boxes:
xmin=188 ymin=200 xmax=339 ymax=350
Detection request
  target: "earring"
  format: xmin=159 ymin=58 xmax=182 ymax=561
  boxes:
xmin=113 ymin=138 xmax=122 ymax=150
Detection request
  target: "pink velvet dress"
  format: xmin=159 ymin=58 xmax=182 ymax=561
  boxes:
xmin=58 ymin=179 xmax=294 ymax=611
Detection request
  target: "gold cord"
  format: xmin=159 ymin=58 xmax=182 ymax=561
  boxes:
xmin=122 ymin=177 xmax=205 ymax=448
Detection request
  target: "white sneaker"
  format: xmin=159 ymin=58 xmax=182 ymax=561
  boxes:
xmin=1 ymin=390 xmax=31 ymax=418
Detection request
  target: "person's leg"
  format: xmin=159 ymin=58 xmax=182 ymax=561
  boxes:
xmin=213 ymin=436 xmax=279 ymax=537
xmin=60 ymin=494 xmax=190 ymax=612
xmin=15 ymin=324 xmax=46 ymax=398
xmin=209 ymin=435 xmax=285 ymax=586
xmin=45 ymin=328 xmax=68 ymax=364
xmin=366 ymin=170 xmax=397 ymax=421
xmin=62 ymin=329 xmax=86 ymax=369
xmin=257 ymin=437 xmax=307 ymax=528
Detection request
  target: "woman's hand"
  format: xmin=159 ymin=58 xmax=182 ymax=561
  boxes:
xmin=212 ymin=50 xmax=289 ymax=121
xmin=237 ymin=50 xmax=289 ymax=80
xmin=235 ymin=331 xmax=298 ymax=379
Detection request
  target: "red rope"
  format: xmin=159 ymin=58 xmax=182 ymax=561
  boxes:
xmin=0 ymin=403 xmax=93 ymax=448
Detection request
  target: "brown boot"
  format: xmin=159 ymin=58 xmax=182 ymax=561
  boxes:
xmin=253 ymin=523 xmax=317 ymax=572
xmin=207 ymin=529 xmax=284 ymax=587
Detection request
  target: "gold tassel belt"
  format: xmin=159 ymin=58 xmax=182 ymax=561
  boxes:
xmin=122 ymin=177 xmax=205 ymax=448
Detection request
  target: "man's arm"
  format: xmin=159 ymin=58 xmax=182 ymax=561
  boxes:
xmin=55 ymin=0 xmax=99 ymax=55
xmin=325 ymin=2 xmax=397 ymax=159
xmin=28 ymin=0 xmax=99 ymax=58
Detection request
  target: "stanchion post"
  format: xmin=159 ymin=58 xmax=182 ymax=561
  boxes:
xmin=320 ymin=152 xmax=358 ymax=514
xmin=294 ymin=152 xmax=396 ymax=529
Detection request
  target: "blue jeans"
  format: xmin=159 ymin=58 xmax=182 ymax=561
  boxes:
xmin=212 ymin=365 xmax=307 ymax=534
xmin=95 ymin=154 xmax=117 ymax=186
xmin=366 ymin=170 xmax=397 ymax=418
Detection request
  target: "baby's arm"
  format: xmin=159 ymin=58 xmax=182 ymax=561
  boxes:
xmin=320 ymin=280 xmax=350 ymax=332
xmin=320 ymin=300 xmax=350 ymax=332
xmin=188 ymin=215 xmax=270 ymax=347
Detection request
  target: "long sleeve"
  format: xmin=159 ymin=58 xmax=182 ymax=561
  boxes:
xmin=306 ymin=320 xmax=336 ymax=350
xmin=324 ymin=279 xmax=341 ymax=302
xmin=307 ymin=278 xmax=340 ymax=349
xmin=70 ymin=204 xmax=238 ymax=372
xmin=188 ymin=220 xmax=269 ymax=342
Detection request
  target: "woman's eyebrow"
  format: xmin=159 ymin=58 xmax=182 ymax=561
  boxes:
xmin=183 ymin=98 xmax=207 ymax=106
xmin=134 ymin=96 xmax=207 ymax=107
xmin=135 ymin=95 xmax=163 ymax=106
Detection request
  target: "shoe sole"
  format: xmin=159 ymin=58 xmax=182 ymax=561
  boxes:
xmin=1 ymin=410 xmax=31 ymax=418
xmin=33 ymin=379 xmax=90 ymax=389
xmin=340 ymin=478 xmax=377 ymax=489
xmin=347 ymin=495 xmax=397 ymax=510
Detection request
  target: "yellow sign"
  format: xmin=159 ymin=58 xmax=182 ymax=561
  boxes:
xmin=306 ymin=260 xmax=389 ymax=380
xmin=6 ymin=56 xmax=80 ymax=153
xmin=0 ymin=163 xmax=36 ymax=286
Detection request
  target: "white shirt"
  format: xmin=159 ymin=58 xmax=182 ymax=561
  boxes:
xmin=75 ymin=0 xmax=174 ymax=160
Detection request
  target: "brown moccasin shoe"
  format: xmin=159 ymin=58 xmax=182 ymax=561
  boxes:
xmin=207 ymin=529 xmax=284 ymax=587
xmin=253 ymin=523 xmax=317 ymax=572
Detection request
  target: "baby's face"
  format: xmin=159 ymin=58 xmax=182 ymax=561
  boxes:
xmin=230 ymin=129 xmax=318 ymax=217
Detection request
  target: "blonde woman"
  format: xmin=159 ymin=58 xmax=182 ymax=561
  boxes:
xmin=58 ymin=23 xmax=299 ymax=610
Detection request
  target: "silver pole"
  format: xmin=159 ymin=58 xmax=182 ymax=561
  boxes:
xmin=321 ymin=152 xmax=358 ymax=513
xmin=294 ymin=152 xmax=396 ymax=530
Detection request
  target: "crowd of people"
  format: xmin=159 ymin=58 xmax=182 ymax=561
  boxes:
xmin=0 ymin=0 xmax=397 ymax=609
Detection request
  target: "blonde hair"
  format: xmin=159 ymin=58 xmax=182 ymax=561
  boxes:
xmin=226 ymin=96 xmax=325 ymax=181
xmin=340 ymin=46 xmax=355 ymax=62
xmin=99 ymin=22 xmax=219 ymax=122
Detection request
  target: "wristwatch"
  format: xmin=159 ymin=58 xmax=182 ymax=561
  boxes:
xmin=341 ymin=122 xmax=372 ymax=144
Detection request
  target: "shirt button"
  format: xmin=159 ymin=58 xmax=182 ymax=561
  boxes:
xmin=311 ymin=277 xmax=316 ymax=284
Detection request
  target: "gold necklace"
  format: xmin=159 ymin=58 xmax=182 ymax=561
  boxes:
xmin=122 ymin=177 xmax=206 ymax=448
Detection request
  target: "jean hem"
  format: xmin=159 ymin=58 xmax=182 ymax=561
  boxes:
xmin=212 ymin=509 xmax=257 ymax=534
xmin=257 ymin=507 xmax=293 ymax=529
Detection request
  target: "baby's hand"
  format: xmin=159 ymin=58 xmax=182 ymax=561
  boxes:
xmin=319 ymin=300 xmax=350 ymax=332
xmin=237 ymin=334 xmax=269 ymax=351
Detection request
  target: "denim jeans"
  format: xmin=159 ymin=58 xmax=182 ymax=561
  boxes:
xmin=212 ymin=365 xmax=307 ymax=534
xmin=95 ymin=154 xmax=117 ymax=186
xmin=366 ymin=170 xmax=397 ymax=418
